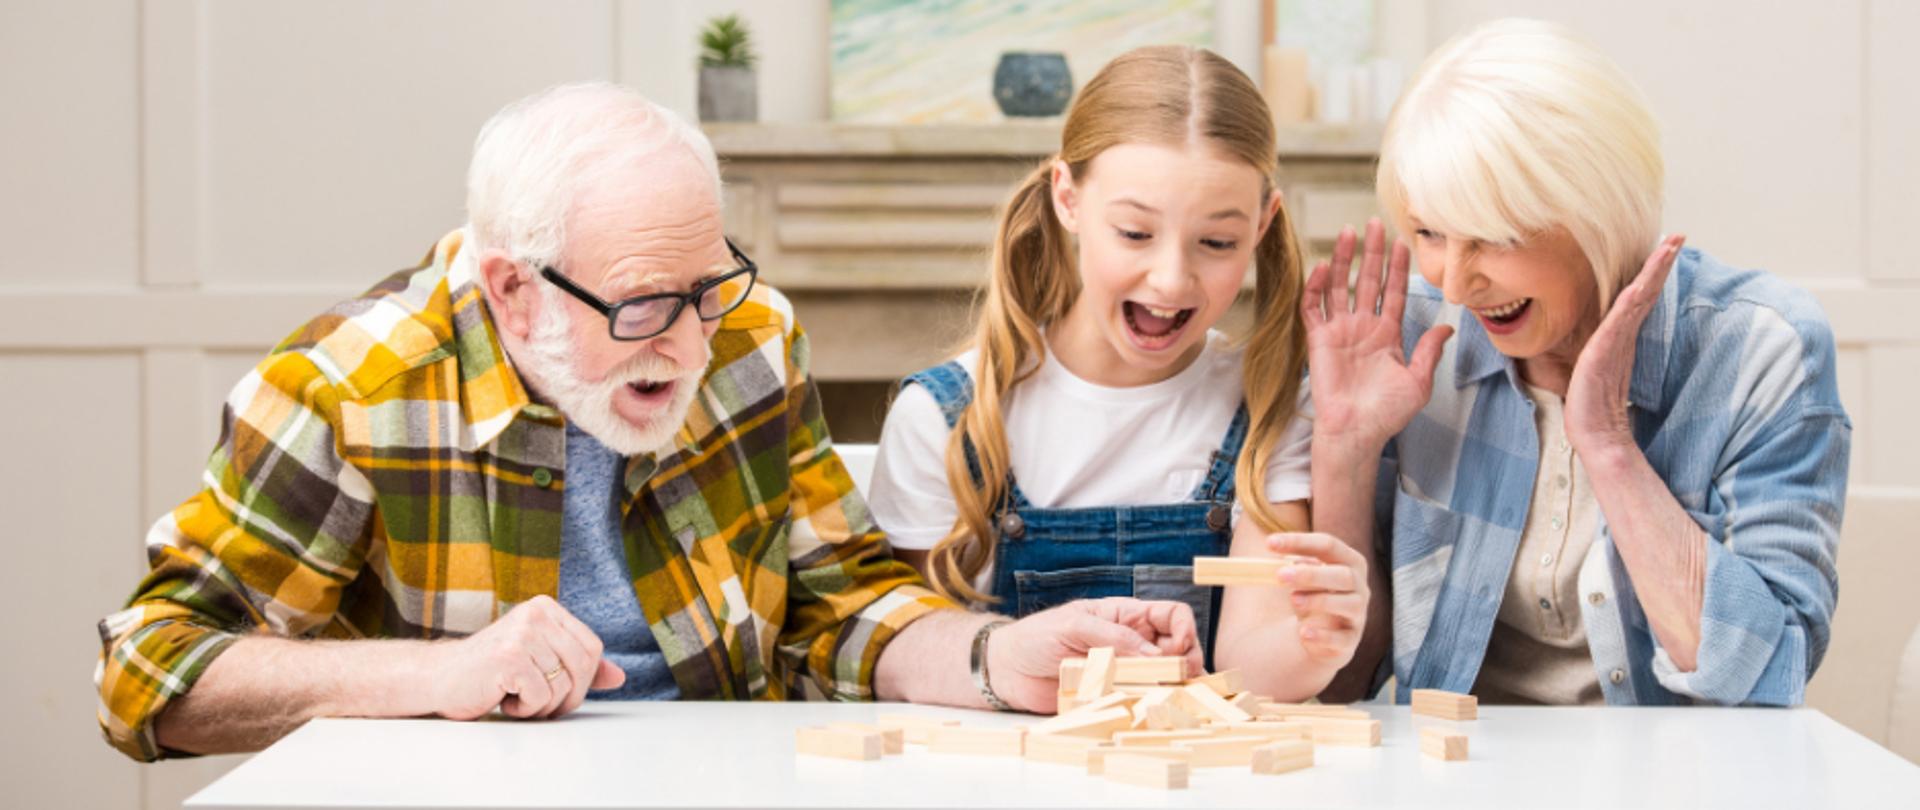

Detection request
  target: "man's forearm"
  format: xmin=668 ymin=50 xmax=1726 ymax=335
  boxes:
xmin=153 ymin=636 xmax=442 ymax=755
xmin=872 ymin=609 xmax=998 ymax=710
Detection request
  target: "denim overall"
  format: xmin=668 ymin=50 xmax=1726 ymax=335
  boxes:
xmin=902 ymin=361 xmax=1246 ymax=661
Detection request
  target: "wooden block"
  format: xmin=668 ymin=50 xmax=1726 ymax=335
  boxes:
xmin=1114 ymin=656 xmax=1187 ymax=684
xmin=1131 ymin=687 xmax=1177 ymax=729
xmin=1072 ymin=690 xmax=1136 ymax=716
xmin=1103 ymin=753 xmax=1190 ymax=790
xmin=795 ymin=726 xmax=882 ymax=761
xmin=1411 ymin=688 xmax=1479 ymax=721
xmin=1181 ymin=682 xmax=1254 ymax=723
xmin=1193 ymin=556 xmax=1297 ymax=586
xmin=927 ymin=726 xmax=1026 ymax=756
xmin=828 ymin=722 xmax=903 ymax=754
xmin=1029 ymin=706 xmax=1133 ymax=739
xmin=1251 ymin=740 xmax=1315 ymax=775
xmin=876 ymin=713 xmax=960 ymax=745
xmin=1207 ymin=721 xmax=1314 ymax=742
xmin=1188 ymin=669 xmax=1244 ymax=696
xmin=1152 ymin=701 xmax=1201 ymax=730
xmin=1303 ymin=717 xmax=1381 ymax=747
xmin=1113 ymin=730 xmax=1213 ymax=747
xmin=1230 ymin=692 xmax=1263 ymax=715
xmin=1077 ymin=646 xmax=1117 ymax=700
xmin=1024 ymin=733 xmax=1104 ymax=766
xmin=1060 ymin=657 xmax=1084 ymax=686
xmin=1420 ymin=726 xmax=1469 ymax=761
xmin=1259 ymin=702 xmax=1372 ymax=720
xmin=1086 ymin=745 xmax=1192 ymax=776
xmin=1173 ymin=734 xmax=1268 ymax=767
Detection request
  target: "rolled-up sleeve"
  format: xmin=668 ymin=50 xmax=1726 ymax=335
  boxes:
xmin=772 ymin=318 xmax=958 ymax=700
xmin=1650 ymin=403 xmax=1849 ymax=705
xmin=96 ymin=352 xmax=374 ymax=760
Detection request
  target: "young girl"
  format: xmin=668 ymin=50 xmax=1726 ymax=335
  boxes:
xmin=867 ymin=45 xmax=1371 ymax=701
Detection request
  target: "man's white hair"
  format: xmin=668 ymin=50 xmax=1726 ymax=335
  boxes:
xmin=1377 ymin=18 xmax=1664 ymax=308
xmin=465 ymin=82 xmax=722 ymax=269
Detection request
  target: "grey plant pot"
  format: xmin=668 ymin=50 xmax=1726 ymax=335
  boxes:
xmin=699 ymin=65 xmax=758 ymax=123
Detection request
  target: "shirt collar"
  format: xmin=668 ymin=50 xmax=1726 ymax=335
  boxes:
xmin=439 ymin=228 xmax=538 ymax=451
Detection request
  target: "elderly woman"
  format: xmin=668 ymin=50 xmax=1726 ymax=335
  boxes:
xmin=1310 ymin=19 xmax=1849 ymax=705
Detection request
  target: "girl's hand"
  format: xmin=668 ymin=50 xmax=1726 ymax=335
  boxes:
xmin=1266 ymin=533 xmax=1371 ymax=665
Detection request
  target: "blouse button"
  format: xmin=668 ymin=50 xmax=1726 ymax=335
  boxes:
xmin=1610 ymin=669 xmax=1627 ymax=685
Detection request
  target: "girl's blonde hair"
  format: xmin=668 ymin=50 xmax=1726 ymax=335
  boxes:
xmin=925 ymin=45 xmax=1307 ymax=603
xmin=1377 ymin=18 xmax=1664 ymax=308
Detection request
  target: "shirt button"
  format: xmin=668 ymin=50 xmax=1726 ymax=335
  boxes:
xmin=1559 ymin=440 xmax=1571 ymax=454
xmin=532 ymin=468 xmax=554 ymax=487
xmin=1588 ymin=592 xmax=1606 ymax=605
xmin=1540 ymin=553 xmax=1554 ymax=567
xmin=1550 ymin=516 xmax=1564 ymax=530
xmin=1610 ymin=669 xmax=1626 ymax=685
xmin=1556 ymin=474 xmax=1569 ymax=489
xmin=1539 ymin=598 xmax=1552 ymax=611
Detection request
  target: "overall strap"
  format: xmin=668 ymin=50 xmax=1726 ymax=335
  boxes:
xmin=900 ymin=360 xmax=1035 ymax=511
xmin=1193 ymin=403 xmax=1250 ymax=503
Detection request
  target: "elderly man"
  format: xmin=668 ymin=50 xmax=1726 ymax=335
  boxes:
xmin=95 ymin=83 xmax=1199 ymax=761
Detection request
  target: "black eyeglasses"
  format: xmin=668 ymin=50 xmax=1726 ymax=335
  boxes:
xmin=539 ymin=238 xmax=758 ymax=341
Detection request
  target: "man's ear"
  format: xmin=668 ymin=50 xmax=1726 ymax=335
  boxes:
xmin=477 ymin=250 xmax=536 ymax=340
xmin=1049 ymin=159 xmax=1080 ymax=234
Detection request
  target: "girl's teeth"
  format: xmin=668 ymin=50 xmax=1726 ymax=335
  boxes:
xmin=1145 ymin=306 xmax=1180 ymax=319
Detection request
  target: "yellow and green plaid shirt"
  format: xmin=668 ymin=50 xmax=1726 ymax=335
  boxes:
xmin=96 ymin=230 xmax=954 ymax=761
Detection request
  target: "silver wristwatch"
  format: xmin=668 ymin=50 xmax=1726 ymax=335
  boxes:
xmin=969 ymin=618 xmax=1014 ymax=712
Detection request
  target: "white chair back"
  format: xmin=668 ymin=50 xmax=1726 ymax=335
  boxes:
xmin=836 ymin=443 xmax=878 ymax=496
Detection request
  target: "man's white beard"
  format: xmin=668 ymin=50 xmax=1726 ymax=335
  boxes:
xmin=516 ymin=286 xmax=708 ymax=457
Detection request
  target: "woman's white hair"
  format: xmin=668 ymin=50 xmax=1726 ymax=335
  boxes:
xmin=1378 ymin=18 xmax=1664 ymax=308
xmin=465 ymin=82 xmax=721 ymax=269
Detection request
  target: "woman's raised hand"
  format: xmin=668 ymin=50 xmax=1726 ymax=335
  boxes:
xmin=1302 ymin=218 xmax=1454 ymax=452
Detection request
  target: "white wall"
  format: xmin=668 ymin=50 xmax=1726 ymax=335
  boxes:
xmin=0 ymin=2 xmax=1914 ymax=808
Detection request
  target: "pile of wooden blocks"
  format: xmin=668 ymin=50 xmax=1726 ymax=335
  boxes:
xmin=795 ymin=646 xmax=1396 ymax=790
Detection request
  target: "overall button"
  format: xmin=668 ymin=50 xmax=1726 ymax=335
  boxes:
xmin=998 ymin=512 xmax=1026 ymax=539
xmin=532 ymin=468 xmax=554 ymax=488
xmin=1206 ymin=504 xmax=1232 ymax=532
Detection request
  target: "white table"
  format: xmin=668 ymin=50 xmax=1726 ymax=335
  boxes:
xmin=186 ymin=701 xmax=1920 ymax=809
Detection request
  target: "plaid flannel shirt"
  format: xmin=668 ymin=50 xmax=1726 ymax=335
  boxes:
xmin=96 ymin=229 xmax=953 ymax=761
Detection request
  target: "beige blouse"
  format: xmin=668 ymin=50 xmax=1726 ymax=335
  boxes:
xmin=1472 ymin=384 xmax=1606 ymax=705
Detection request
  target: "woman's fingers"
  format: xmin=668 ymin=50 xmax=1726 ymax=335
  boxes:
xmin=1382 ymin=237 xmax=1414 ymax=326
xmin=1355 ymin=218 xmax=1387 ymax=316
xmin=1301 ymin=261 xmax=1330 ymax=325
xmin=1328 ymin=226 xmax=1356 ymax=314
xmin=1408 ymin=325 xmax=1456 ymax=393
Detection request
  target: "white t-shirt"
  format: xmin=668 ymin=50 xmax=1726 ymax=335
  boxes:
xmin=867 ymin=330 xmax=1313 ymax=590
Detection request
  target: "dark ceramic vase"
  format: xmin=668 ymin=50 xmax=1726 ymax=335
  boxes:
xmin=993 ymin=51 xmax=1072 ymax=117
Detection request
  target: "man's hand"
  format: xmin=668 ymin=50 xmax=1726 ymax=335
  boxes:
xmin=428 ymin=595 xmax=625 ymax=720
xmin=985 ymin=598 xmax=1203 ymax=714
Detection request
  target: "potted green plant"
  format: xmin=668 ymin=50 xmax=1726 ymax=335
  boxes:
xmin=698 ymin=14 xmax=757 ymax=123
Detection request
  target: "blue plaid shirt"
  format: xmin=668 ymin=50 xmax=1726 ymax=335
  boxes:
xmin=1376 ymin=247 xmax=1850 ymax=706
